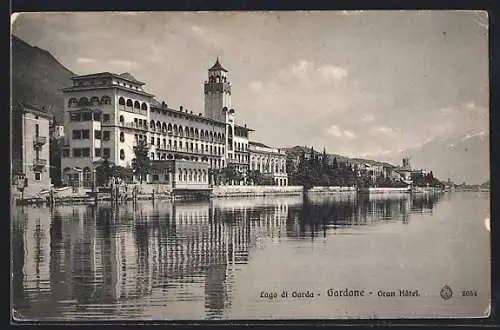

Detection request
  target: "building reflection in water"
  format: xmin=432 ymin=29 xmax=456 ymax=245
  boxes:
xmin=11 ymin=192 xmax=443 ymax=320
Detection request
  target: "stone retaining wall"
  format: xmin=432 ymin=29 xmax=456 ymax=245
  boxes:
xmin=211 ymin=185 xmax=303 ymax=198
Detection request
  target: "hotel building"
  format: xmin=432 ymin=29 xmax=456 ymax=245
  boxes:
xmin=60 ymin=58 xmax=287 ymax=187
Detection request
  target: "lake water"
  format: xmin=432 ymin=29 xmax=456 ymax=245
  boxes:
xmin=11 ymin=191 xmax=490 ymax=321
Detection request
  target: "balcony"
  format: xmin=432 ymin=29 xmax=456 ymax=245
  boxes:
xmin=33 ymin=136 xmax=47 ymax=147
xmin=119 ymin=122 xmax=149 ymax=132
xmin=32 ymin=158 xmax=47 ymax=168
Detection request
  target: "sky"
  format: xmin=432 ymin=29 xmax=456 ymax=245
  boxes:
xmin=11 ymin=11 xmax=489 ymax=158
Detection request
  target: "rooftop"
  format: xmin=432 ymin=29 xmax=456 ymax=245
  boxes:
xmin=249 ymin=141 xmax=270 ymax=148
xmin=13 ymin=101 xmax=54 ymax=120
xmin=208 ymin=57 xmax=228 ymax=72
xmin=150 ymin=103 xmax=227 ymax=126
xmin=71 ymin=71 xmax=145 ymax=85
xmin=235 ymin=124 xmax=255 ymax=132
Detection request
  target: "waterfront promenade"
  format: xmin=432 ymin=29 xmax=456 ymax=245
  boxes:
xmin=11 ymin=183 xmax=444 ymax=207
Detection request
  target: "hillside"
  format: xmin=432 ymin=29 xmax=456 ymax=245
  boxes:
xmin=284 ymin=146 xmax=396 ymax=168
xmin=11 ymin=35 xmax=75 ymax=123
xmin=387 ymin=131 xmax=489 ymax=185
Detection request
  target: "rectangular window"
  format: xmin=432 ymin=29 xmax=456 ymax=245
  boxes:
xmin=82 ymin=130 xmax=90 ymax=139
xmin=35 ymin=124 xmax=39 ymax=136
xmin=70 ymin=112 xmax=82 ymax=121
xmin=82 ymin=148 xmax=90 ymax=157
xmin=95 ymin=148 xmax=101 ymax=157
xmin=82 ymin=112 xmax=92 ymax=121
xmin=103 ymin=114 xmax=110 ymax=122
xmin=151 ymin=137 xmax=154 ymax=145
xmin=103 ymin=131 xmax=110 ymax=141
xmin=150 ymin=152 xmax=155 ymax=159
xmin=153 ymin=174 xmax=159 ymax=181
xmin=103 ymin=148 xmax=110 ymax=158
xmin=34 ymin=172 xmax=41 ymax=181
xmin=62 ymin=149 xmax=70 ymax=158
xmin=93 ymin=112 xmax=101 ymax=121
xmin=72 ymin=130 xmax=82 ymax=140
xmin=94 ymin=130 xmax=102 ymax=139
xmin=73 ymin=148 xmax=82 ymax=157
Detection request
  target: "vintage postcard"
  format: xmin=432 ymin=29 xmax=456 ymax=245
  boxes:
xmin=10 ymin=11 xmax=490 ymax=321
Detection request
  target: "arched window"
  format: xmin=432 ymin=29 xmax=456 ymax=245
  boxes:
xmin=101 ymin=96 xmax=112 ymax=105
xmin=91 ymin=96 xmax=100 ymax=106
xmin=78 ymin=97 xmax=90 ymax=106
xmin=195 ymin=128 xmax=199 ymax=139
xmin=222 ymin=133 xmax=225 ymax=141
xmin=119 ymin=115 xmax=124 ymax=123
xmin=141 ymin=102 xmax=148 ymax=110
xmin=173 ymin=124 xmax=178 ymax=134
xmin=120 ymin=132 xmax=125 ymax=142
xmin=119 ymin=97 xmax=125 ymax=105
xmin=134 ymin=101 xmax=140 ymax=109
xmin=210 ymin=132 xmax=213 ymax=142
xmin=178 ymin=125 xmax=183 ymax=137
xmin=218 ymin=133 xmax=222 ymax=142
xmin=167 ymin=123 xmax=172 ymax=132
xmin=188 ymin=169 xmax=192 ymax=181
xmin=200 ymin=130 xmax=205 ymax=140
xmin=68 ymin=98 xmax=78 ymax=107
xmin=189 ymin=127 xmax=194 ymax=138
xmin=150 ymin=120 xmax=155 ymax=130
xmin=162 ymin=122 xmax=167 ymax=132
xmin=185 ymin=127 xmax=189 ymax=137
xmin=126 ymin=99 xmax=133 ymax=107
xmin=120 ymin=149 xmax=125 ymax=160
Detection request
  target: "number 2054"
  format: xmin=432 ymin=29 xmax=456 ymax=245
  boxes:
xmin=461 ymin=290 xmax=478 ymax=297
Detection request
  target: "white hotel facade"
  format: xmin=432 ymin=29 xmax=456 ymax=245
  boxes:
xmin=60 ymin=59 xmax=288 ymax=187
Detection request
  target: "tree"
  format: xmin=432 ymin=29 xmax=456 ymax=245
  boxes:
xmin=321 ymin=148 xmax=328 ymax=171
xmin=113 ymin=165 xmax=134 ymax=182
xmin=332 ymin=157 xmax=338 ymax=169
xmin=49 ymin=136 xmax=63 ymax=187
xmin=247 ymin=170 xmax=264 ymax=185
xmin=131 ymin=140 xmax=150 ymax=184
xmin=95 ymin=157 xmax=114 ymax=186
xmin=221 ymin=166 xmax=243 ymax=185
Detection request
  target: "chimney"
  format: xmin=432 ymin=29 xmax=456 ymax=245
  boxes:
xmin=161 ymin=101 xmax=165 ymax=107
xmin=180 ymin=105 xmax=183 ymax=111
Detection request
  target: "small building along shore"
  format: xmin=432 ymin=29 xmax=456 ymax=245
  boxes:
xmin=59 ymin=58 xmax=288 ymax=191
xmin=11 ymin=102 xmax=54 ymax=199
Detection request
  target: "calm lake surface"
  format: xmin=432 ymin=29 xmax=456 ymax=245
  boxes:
xmin=11 ymin=191 xmax=490 ymax=321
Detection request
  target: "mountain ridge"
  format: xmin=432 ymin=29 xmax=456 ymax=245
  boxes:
xmin=11 ymin=34 xmax=75 ymax=123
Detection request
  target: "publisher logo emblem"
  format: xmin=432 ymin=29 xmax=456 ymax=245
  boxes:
xmin=440 ymin=285 xmax=453 ymax=300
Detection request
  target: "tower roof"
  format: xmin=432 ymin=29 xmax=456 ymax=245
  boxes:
xmin=208 ymin=57 xmax=228 ymax=72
